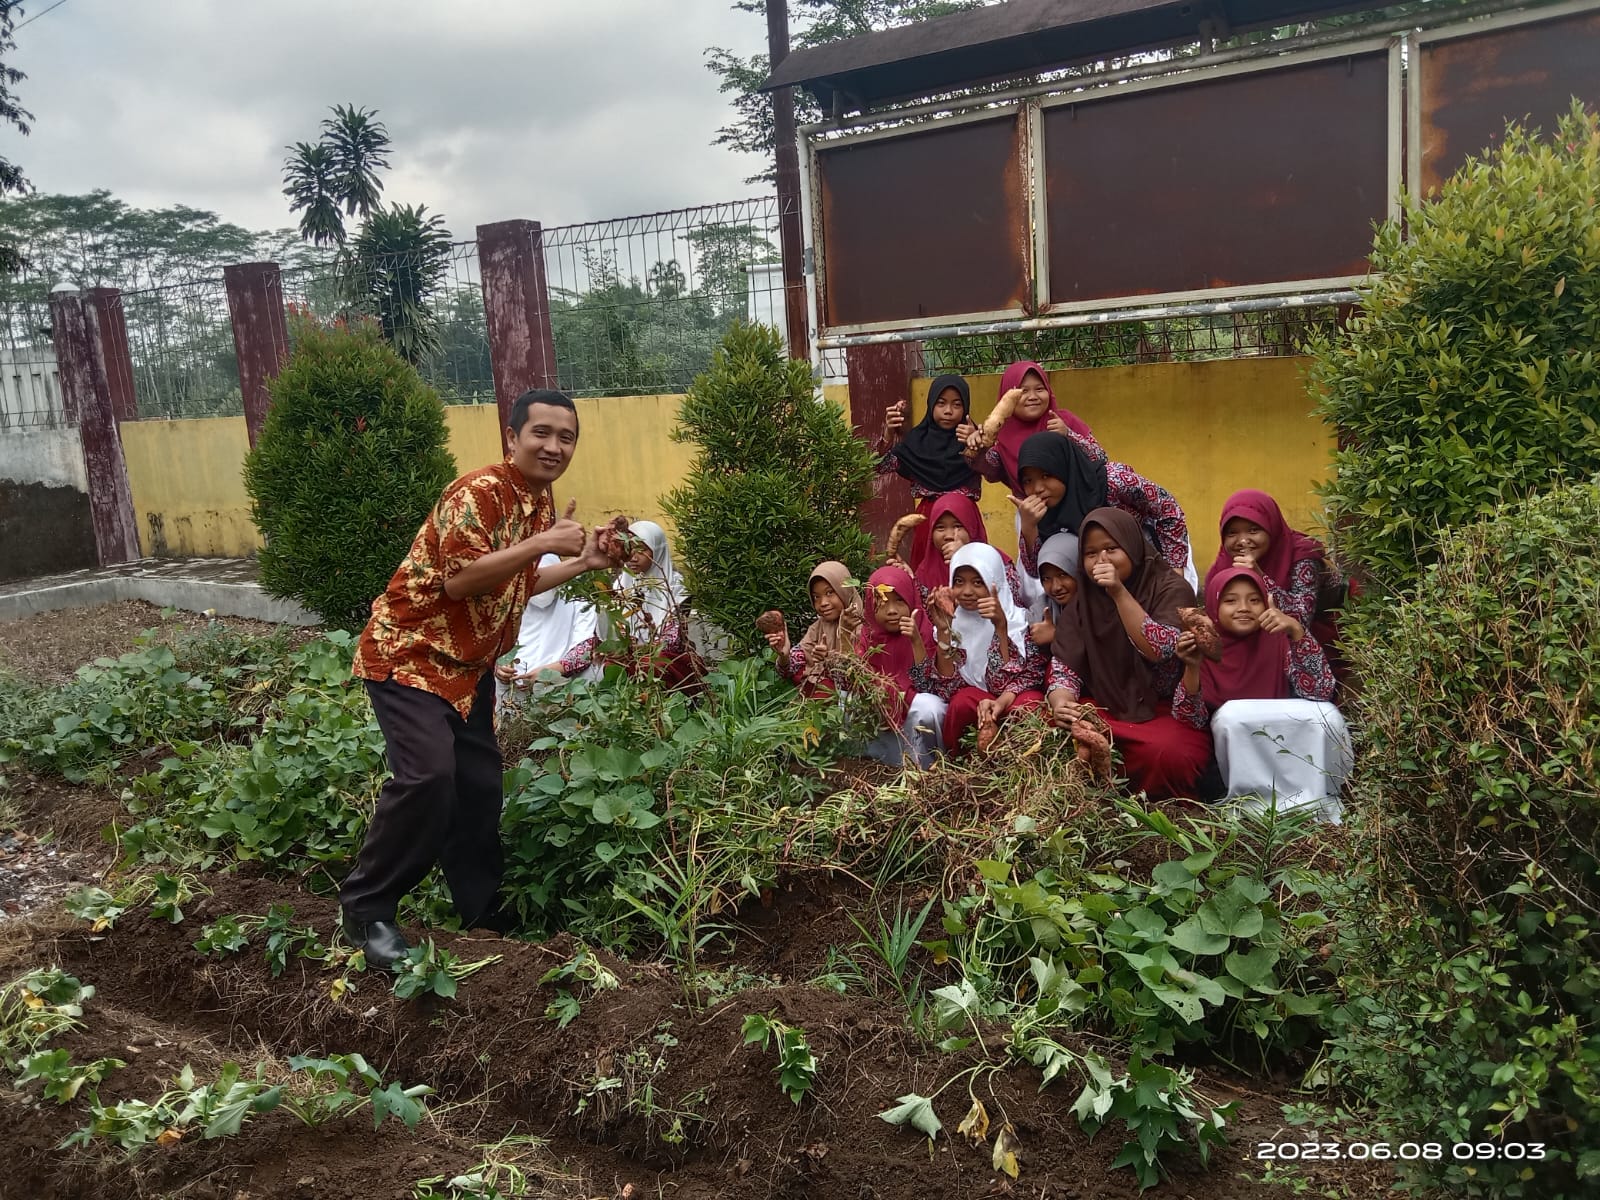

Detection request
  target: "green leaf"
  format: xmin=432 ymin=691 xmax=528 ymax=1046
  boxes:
xmin=1167 ymin=917 xmax=1229 ymax=956
xmin=879 ymin=1092 xmax=942 ymax=1140
xmin=1196 ymin=889 xmax=1264 ymax=939
xmin=1224 ymin=946 xmax=1282 ymax=992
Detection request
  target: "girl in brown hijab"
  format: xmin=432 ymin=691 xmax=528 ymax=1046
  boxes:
xmin=1047 ymin=508 xmax=1212 ymax=799
xmin=762 ymin=561 xmax=864 ymax=697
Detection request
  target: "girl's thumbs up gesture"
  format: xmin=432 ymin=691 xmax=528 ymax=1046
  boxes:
xmin=977 ymin=583 xmax=1006 ymax=632
xmin=1007 ymin=491 xmax=1047 ymax=546
xmin=1256 ymin=589 xmax=1304 ymax=642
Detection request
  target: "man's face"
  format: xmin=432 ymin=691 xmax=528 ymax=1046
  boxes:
xmin=505 ymin=403 xmax=579 ymax=485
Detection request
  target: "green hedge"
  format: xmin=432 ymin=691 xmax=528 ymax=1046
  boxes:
xmin=1310 ymin=102 xmax=1600 ymax=591
xmin=1330 ymin=481 xmax=1600 ymax=1196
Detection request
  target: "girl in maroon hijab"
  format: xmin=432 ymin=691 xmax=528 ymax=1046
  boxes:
xmin=1171 ymin=565 xmax=1349 ymax=821
xmin=970 ymin=361 xmax=1103 ymax=497
xmin=857 ymin=565 xmax=946 ymax=769
xmin=907 ymin=492 xmax=1042 ymax=618
xmin=1047 ymin=508 xmax=1212 ymax=800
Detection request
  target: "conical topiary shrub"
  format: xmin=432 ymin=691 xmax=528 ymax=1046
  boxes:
xmin=664 ymin=322 xmax=875 ymax=656
xmin=244 ymin=318 xmax=457 ymax=631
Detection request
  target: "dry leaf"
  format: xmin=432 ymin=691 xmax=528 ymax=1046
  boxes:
xmin=992 ymin=1122 xmax=1022 ymax=1178
xmin=1555 ymin=275 xmax=1567 ymax=298
xmin=329 ymin=976 xmax=347 ymax=1002
xmin=156 ymin=1128 xmax=184 ymax=1147
xmin=957 ymin=1098 xmax=990 ymax=1146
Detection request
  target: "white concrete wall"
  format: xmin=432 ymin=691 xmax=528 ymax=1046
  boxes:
xmin=0 ymin=425 xmax=87 ymax=491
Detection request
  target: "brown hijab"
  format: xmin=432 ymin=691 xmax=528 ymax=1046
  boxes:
xmin=796 ymin=561 xmax=863 ymax=683
xmin=1051 ymin=507 xmax=1196 ymax=723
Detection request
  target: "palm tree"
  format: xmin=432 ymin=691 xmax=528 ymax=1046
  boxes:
xmin=322 ymin=104 xmax=390 ymax=220
xmin=281 ymin=142 xmax=345 ymax=247
xmin=341 ymin=204 xmax=452 ymax=367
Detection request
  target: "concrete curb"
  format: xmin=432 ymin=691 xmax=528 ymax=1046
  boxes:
xmin=0 ymin=575 xmax=320 ymax=626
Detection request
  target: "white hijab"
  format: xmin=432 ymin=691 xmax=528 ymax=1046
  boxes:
xmin=613 ymin=520 xmax=687 ymax=637
xmin=948 ymin=542 xmax=1031 ymax=690
xmin=513 ymin=553 xmax=599 ymax=676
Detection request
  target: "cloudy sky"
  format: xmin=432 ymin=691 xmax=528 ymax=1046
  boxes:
xmin=7 ymin=0 xmax=771 ymax=237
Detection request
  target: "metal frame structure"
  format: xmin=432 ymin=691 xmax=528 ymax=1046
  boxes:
xmin=801 ymin=0 xmax=1584 ymax=356
xmin=1405 ymin=0 xmax=1600 ymax=203
xmin=1033 ymin=34 xmax=1402 ymax=317
xmin=805 ymin=102 xmax=1032 ymax=338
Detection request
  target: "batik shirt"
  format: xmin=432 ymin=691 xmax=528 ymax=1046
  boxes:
xmin=1046 ymin=615 xmax=1184 ymax=704
xmin=353 ymin=461 xmax=553 ymax=717
xmin=915 ymin=633 xmax=1048 ymax=700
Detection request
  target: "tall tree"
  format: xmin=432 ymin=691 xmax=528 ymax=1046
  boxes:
xmin=0 ymin=0 xmax=36 ymax=273
xmin=341 ymin=203 xmax=452 ymax=367
xmin=323 ymin=104 xmax=391 ymax=220
xmin=705 ymin=0 xmax=984 ymax=184
xmin=282 ymin=142 xmax=344 ymax=247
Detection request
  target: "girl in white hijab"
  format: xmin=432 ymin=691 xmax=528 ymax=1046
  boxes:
xmin=927 ymin=542 xmax=1049 ymax=753
xmin=495 ymin=553 xmax=602 ymax=707
xmin=560 ymin=519 xmax=701 ymax=690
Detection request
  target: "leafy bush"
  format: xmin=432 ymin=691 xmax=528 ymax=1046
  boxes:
xmin=499 ymin=654 xmax=842 ymax=943
xmin=244 ymin=319 xmax=457 ymax=631
xmin=1309 ymin=102 xmax=1600 ymax=590
xmin=664 ymin=322 xmax=875 ymax=654
xmin=1327 ymin=482 xmax=1600 ymax=1197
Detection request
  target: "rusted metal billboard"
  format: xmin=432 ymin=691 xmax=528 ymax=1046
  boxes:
xmin=813 ymin=109 xmax=1031 ymax=331
xmin=1412 ymin=3 xmax=1600 ymax=197
xmin=1039 ymin=45 xmax=1396 ymax=309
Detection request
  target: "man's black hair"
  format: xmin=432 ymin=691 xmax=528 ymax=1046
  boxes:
xmin=508 ymin=388 xmax=579 ymax=435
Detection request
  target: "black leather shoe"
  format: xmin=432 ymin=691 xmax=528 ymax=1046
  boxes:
xmin=340 ymin=911 xmax=411 ymax=969
xmin=469 ymin=901 xmax=518 ymax=935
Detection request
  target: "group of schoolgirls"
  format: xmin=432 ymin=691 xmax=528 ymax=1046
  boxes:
xmin=783 ymin=361 xmax=1352 ymax=819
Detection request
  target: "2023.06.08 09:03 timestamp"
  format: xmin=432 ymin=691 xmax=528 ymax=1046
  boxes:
xmin=1257 ymin=1142 xmax=1546 ymax=1162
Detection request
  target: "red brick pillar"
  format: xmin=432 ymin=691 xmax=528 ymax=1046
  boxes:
xmin=477 ymin=219 xmax=560 ymax=432
xmin=223 ymin=262 xmax=290 ymax=448
xmin=86 ymin=287 xmax=138 ymax=422
xmin=846 ymin=341 xmax=924 ymax=547
xmin=50 ymin=289 xmax=142 ymax=564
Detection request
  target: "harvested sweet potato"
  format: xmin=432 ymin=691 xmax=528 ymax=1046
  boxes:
xmin=979 ymin=386 xmax=1023 ymax=444
xmin=1177 ymin=607 xmax=1224 ymax=662
xmin=885 ymin=512 xmax=926 ymax=562
xmin=596 ymin=515 xmax=643 ymax=566
xmin=1070 ymin=718 xmax=1113 ymax=781
xmin=975 ymin=713 xmax=1001 ymax=754
xmin=755 ymin=609 xmax=786 ymax=635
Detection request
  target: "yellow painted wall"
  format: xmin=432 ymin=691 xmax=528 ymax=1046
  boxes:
xmin=120 ymin=362 xmax=1329 ymax=569
xmin=122 ymin=417 xmax=258 ymax=558
xmin=910 ymin=357 xmax=1332 ymax=568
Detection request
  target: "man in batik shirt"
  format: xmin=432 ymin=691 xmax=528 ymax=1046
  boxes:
xmin=341 ymin=389 xmax=610 ymax=966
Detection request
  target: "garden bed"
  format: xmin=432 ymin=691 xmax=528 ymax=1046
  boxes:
xmin=0 ymin=615 xmax=1394 ymax=1199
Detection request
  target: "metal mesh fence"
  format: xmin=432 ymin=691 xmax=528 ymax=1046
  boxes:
xmin=278 ymin=240 xmax=494 ymax=405
xmin=0 ymin=297 xmax=66 ymax=429
xmin=120 ymin=276 xmax=243 ymax=420
xmin=920 ymin=306 xmax=1349 ymax=375
xmin=542 ymin=196 xmax=788 ymax=396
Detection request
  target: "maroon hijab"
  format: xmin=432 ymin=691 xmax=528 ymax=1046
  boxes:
xmin=914 ymin=493 xmax=996 ymax=592
xmin=858 ymin=565 xmax=934 ymax=725
xmin=1206 ymin=490 xmax=1325 ymax=594
xmin=1199 ymin=566 xmax=1291 ymax=705
xmin=993 ymin=361 xmax=1095 ymax=495
xmin=1051 ymin=507 xmax=1195 ymax=723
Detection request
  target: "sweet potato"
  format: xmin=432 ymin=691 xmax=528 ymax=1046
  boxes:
xmin=755 ymin=609 xmax=786 ymax=635
xmin=1070 ymin=718 xmax=1113 ymax=781
xmin=979 ymin=386 xmax=1023 ymax=444
xmin=596 ymin=515 xmax=641 ymax=565
xmin=1177 ymin=607 xmax=1224 ymax=662
xmin=885 ymin=512 xmax=925 ymax=562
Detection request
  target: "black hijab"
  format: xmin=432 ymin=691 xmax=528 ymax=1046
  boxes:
xmin=1017 ymin=431 xmax=1108 ymax=544
xmin=891 ymin=374 xmax=978 ymax=494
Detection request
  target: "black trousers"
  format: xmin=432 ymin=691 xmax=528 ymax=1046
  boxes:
xmin=339 ymin=671 xmax=503 ymax=925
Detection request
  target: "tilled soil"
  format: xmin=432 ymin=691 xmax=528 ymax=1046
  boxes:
xmin=0 ymin=618 xmax=1392 ymax=1199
